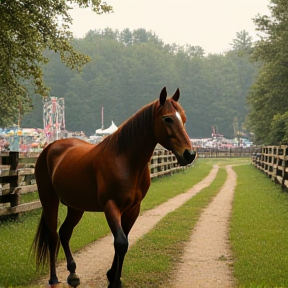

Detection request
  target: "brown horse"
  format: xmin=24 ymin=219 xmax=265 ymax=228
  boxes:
xmin=32 ymin=87 xmax=196 ymax=288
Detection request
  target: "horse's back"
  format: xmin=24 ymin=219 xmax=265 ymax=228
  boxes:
xmin=38 ymin=138 xmax=92 ymax=170
xmin=35 ymin=138 xmax=94 ymax=188
xmin=47 ymin=138 xmax=92 ymax=158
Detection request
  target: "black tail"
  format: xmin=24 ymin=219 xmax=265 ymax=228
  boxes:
xmin=31 ymin=212 xmax=60 ymax=270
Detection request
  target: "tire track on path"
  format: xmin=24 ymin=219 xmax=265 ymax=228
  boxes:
xmin=167 ymin=165 xmax=236 ymax=288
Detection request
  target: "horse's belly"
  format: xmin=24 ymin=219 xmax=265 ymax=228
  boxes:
xmin=53 ymin=177 xmax=101 ymax=212
xmin=59 ymin=195 xmax=101 ymax=212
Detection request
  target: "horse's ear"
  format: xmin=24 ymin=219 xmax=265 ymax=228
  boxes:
xmin=159 ymin=87 xmax=167 ymax=106
xmin=172 ymin=88 xmax=180 ymax=102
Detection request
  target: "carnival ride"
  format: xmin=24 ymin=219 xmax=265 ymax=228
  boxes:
xmin=43 ymin=97 xmax=66 ymax=142
xmin=211 ymin=125 xmax=223 ymax=139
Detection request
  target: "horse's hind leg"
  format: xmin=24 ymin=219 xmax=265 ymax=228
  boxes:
xmin=59 ymin=206 xmax=84 ymax=287
xmin=34 ymin=151 xmax=61 ymax=285
xmin=36 ymin=184 xmax=60 ymax=284
xmin=45 ymin=211 xmax=60 ymax=285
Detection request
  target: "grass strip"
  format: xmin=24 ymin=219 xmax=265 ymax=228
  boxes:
xmin=121 ymin=167 xmax=227 ymax=288
xmin=231 ymin=164 xmax=288 ymax=288
xmin=0 ymin=159 xmax=213 ymax=287
xmin=141 ymin=159 xmax=212 ymax=211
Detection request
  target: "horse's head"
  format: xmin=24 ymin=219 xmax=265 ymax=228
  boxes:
xmin=154 ymin=87 xmax=196 ymax=166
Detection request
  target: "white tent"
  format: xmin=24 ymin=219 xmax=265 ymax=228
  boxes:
xmin=95 ymin=121 xmax=118 ymax=135
xmin=95 ymin=127 xmax=103 ymax=134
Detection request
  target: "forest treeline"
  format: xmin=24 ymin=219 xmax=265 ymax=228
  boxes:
xmin=21 ymin=28 xmax=258 ymax=139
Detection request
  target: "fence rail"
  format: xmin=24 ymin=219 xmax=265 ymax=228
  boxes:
xmin=0 ymin=151 xmax=40 ymax=218
xmin=196 ymin=147 xmax=259 ymax=158
xmin=251 ymin=145 xmax=288 ymax=190
xmin=0 ymin=148 xmax=190 ymax=218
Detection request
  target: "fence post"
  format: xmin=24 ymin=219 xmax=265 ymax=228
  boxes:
xmin=0 ymin=152 xmax=21 ymax=220
xmin=281 ymin=146 xmax=288 ymax=191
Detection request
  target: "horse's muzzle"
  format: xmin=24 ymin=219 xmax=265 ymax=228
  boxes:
xmin=181 ymin=149 xmax=197 ymax=166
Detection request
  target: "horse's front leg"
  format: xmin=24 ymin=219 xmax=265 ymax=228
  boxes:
xmin=105 ymin=202 xmax=140 ymax=288
xmin=105 ymin=200 xmax=128 ymax=288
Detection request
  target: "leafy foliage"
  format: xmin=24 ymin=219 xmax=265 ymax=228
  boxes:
xmin=0 ymin=0 xmax=112 ymax=126
xmin=21 ymin=29 xmax=258 ymax=139
xmin=231 ymin=30 xmax=253 ymax=52
xmin=246 ymin=1 xmax=288 ymax=144
xmin=269 ymin=111 xmax=288 ymax=145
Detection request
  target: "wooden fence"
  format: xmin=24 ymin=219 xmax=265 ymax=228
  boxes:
xmin=150 ymin=147 xmax=189 ymax=177
xmin=251 ymin=145 xmax=288 ymax=190
xmin=196 ymin=147 xmax=259 ymax=158
xmin=0 ymin=151 xmax=41 ymax=218
xmin=0 ymin=148 xmax=191 ymax=218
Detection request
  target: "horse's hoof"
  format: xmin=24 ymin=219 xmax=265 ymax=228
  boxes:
xmin=67 ymin=272 xmax=80 ymax=287
xmin=106 ymin=269 xmax=114 ymax=282
xmin=49 ymin=278 xmax=60 ymax=285
xmin=49 ymin=283 xmax=61 ymax=288
xmin=108 ymin=280 xmax=122 ymax=288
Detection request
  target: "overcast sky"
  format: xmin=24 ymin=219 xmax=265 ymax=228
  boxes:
xmin=69 ymin=0 xmax=271 ymax=54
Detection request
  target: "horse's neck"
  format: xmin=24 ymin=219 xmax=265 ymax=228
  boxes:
xmin=128 ymin=130 xmax=157 ymax=163
xmin=115 ymin=104 xmax=157 ymax=165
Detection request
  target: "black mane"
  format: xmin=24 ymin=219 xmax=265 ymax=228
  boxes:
xmin=100 ymin=101 xmax=156 ymax=154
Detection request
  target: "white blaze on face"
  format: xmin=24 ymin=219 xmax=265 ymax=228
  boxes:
xmin=175 ymin=111 xmax=183 ymax=125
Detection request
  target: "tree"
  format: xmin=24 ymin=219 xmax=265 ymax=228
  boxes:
xmin=246 ymin=1 xmax=288 ymax=144
xmin=0 ymin=0 xmax=112 ymax=127
xmin=185 ymin=45 xmax=205 ymax=58
xmin=119 ymin=28 xmax=133 ymax=46
xmin=230 ymin=30 xmax=253 ymax=51
xmin=269 ymin=112 xmax=288 ymax=145
xmin=22 ymin=28 xmax=256 ymax=138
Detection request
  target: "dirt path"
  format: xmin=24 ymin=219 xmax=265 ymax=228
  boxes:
xmin=166 ymin=165 xmax=236 ymax=288
xmin=38 ymin=164 xmax=236 ymax=288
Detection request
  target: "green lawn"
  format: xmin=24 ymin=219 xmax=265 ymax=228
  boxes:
xmin=231 ymin=164 xmax=288 ymax=288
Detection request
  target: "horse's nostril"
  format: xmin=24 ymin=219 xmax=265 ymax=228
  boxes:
xmin=183 ymin=149 xmax=196 ymax=163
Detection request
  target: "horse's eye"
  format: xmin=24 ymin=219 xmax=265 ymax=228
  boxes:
xmin=163 ymin=116 xmax=174 ymax=123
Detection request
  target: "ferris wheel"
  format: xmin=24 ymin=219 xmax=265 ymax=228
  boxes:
xmin=43 ymin=97 xmax=65 ymax=142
